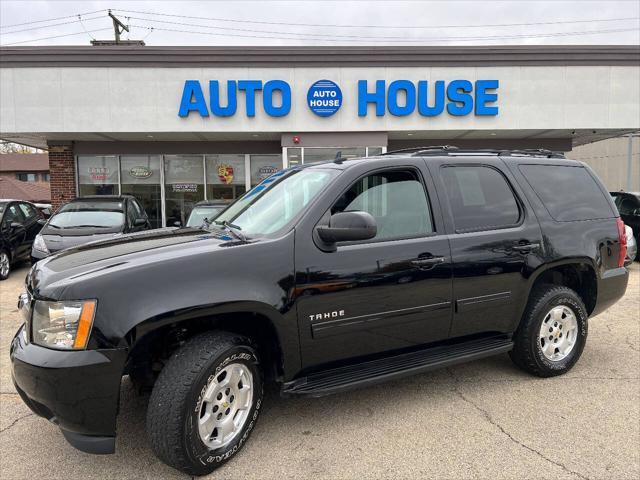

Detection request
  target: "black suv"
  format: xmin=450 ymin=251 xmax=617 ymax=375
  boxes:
xmin=10 ymin=148 xmax=629 ymax=475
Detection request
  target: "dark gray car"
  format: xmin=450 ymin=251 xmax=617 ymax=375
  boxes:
xmin=31 ymin=196 xmax=151 ymax=261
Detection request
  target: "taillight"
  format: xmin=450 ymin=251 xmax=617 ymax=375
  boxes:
xmin=616 ymin=218 xmax=627 ymax=268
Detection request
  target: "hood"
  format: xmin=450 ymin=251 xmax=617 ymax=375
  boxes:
xmin=28 ymin=226 xmax=247 ymax=297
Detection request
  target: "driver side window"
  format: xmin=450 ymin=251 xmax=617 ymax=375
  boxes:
xmin=332 ymin=169 xmax=433 ymax=241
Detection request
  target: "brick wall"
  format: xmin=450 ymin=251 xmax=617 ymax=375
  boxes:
xmin=48 ymin=144 xmax=76 ymax=211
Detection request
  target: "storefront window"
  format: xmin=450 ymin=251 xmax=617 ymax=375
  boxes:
xmin=205 ymin=154 xmax=246 ymax=201
xmin=250 ymin=155 xmax=282 ymax=187
xmin=164 ymin=155 xmax=204 ymax=226
xmin=120 ymin=155 xmax=162 ymax=228
xmin=368 ymin=147 xmax=384 ymax=156
xmin=77 ymin=156 xmax=119 ymax=196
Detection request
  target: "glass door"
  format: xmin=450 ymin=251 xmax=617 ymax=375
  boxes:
xmin=164 ymin=155 xmax=205 ymax=226
xmin=120 ymin=155 xmax=162 ymax=228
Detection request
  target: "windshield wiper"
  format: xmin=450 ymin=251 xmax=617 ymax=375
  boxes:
xmin=213 ymin=220 xmax=246 ymax=241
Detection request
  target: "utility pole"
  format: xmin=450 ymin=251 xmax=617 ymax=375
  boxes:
xmin=108 ymin=10 xmax=129 ymax=44
xmin=90 ymin=10 xmax=146 ymax=46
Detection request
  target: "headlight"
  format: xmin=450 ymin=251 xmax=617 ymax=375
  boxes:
xmin=32 ymin=234 xmax=49 ymax=254
xmin=31 ymin=300 xmax=96 ymax=350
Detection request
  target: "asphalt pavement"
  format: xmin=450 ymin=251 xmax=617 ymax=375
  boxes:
xmin=1 ymin=263 xmax=638 ymax=479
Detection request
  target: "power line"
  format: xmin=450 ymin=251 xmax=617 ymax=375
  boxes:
xmin=0 ymin=15 xmax=104 ymax=36
xmin=113 ymin=9 xmax=639 ymax=30
xmin=126 ymin=15 xmax=640 ymax=41
xmin=0 ymin=10 xmax=106 ymax=29
xmin=129 ymin=23 xmax=639 ymax=43
xmin=1 ymin=28 xmax=113 ymax=46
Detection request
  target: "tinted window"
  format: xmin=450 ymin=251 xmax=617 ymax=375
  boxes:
xmin=519 ymin=165 xmax=613 ymax=221
xmin=441 ymin=166 xmax=520 ymax=232
xmin=613 ymin=195 xmax=640 ymax=215
xmin=332 ymin=169 xmax=433 ymax=241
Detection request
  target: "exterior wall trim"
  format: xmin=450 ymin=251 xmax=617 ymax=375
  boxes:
xmin=1 ymin=45 xmax=639 ymax=67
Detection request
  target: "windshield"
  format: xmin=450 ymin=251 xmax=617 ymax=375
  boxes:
xmin=187 ymin=206 xmax=225 ymax=227
xmin=49 ymin=201 xmax=125 ymax=229
xmin=214 ymin=167 xmax=339 ymax=236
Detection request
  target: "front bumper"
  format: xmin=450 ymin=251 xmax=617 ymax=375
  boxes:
xmin=10 ymin=324 xmax=127 ymax=454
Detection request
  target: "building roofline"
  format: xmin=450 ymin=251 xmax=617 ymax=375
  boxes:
xmin=1 ymin=45 xmax=639 ymax=67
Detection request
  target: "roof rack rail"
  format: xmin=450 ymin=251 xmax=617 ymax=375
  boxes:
xmin=383 ymin=145 xmax=565 ymax=159
xmin=498 ymin=149 xmax=565 ymax=159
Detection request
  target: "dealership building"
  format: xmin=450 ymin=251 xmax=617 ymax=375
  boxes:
xmin=1 ymin=45 xmax=639 ymax=227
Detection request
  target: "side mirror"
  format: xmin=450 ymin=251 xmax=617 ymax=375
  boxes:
xmin=37 ymin=218 xmax=46 ymax=225
xmin=134 ymin=218 xmax=147 ymax=227
xmin=316 ymin=211 xmax=377 ymax=244
xmin=173 ymin=221 xmax=182 ymax=227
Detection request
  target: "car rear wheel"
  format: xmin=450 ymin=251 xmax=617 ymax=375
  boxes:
xmin=146 ymin=331 xmax=263 ymax=476
xmin=510 ymin=284 xmax=588 ymax=377
xmin=0 ymin=250 xmax=10 ymax=280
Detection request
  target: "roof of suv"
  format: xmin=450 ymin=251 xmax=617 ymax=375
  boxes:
xmin=72 ymin=195 xmax=135 ymax=202
xmin=301 ymin=146 xmax=574 ymax=172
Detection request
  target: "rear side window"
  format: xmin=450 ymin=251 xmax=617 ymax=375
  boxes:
xmin=519 ymin=165 xmax=613 ymax=221
xmin=440 ymin=166 xmax=520 ymax=232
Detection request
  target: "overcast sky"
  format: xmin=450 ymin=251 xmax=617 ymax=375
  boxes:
xmin=1 ymin=0 xmax=639 ymax=47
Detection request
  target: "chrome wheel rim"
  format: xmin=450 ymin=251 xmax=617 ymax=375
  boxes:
xmin=0 ymin=253 xmax=9 ymax=277
xmin=539 ymin=305 xmax=578 ymax=361
xmin=197 ymin=363 xmax=253 ymax=449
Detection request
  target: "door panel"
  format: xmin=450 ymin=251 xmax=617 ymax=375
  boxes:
xmin=294 ymin=162 xmax=453 ymax=369
xmin=427 ymin=159 xmax=543 ymax=338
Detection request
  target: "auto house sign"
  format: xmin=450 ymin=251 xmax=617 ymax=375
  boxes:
xmin=129 ymin=166 xmax=153 ymax=179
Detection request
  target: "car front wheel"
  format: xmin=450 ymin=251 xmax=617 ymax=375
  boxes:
xmin=146 ymin=331 xmax=263 ymax=476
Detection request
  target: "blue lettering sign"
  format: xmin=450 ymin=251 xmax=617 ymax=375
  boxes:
xmin=307 ymin=80 xmax=342 ymax=117
xmin=179 ymin=78 xmax=499 ymax=118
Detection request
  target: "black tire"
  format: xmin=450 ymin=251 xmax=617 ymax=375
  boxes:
xmin=146 ymin=331 xmax=263 ymax=476
xmin=0 ymin=250 xmax=11 ymax=281
xmin=510 ymin=284 xmax=588 ymax=377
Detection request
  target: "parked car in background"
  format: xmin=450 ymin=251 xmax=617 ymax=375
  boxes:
xmin=185 ymin=200 xmax=228 ymax=227
xmin=610 ymin=191 xmax=640 ymax=261
xmin=34 ymin=202 xmax=53 ymax=219
xmin=625 ymin=225 xmax=637 ymax=266
xmin=0 ymin=199 xmax=44 ymax=280
xmin=31 ymin=195 xmax=152 ymax=261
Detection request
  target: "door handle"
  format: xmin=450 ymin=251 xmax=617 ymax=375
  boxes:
xmin=512 ymin=243 xmax=540 ymax=253
xmin=411 ymin=256 xmax=445 ymax=268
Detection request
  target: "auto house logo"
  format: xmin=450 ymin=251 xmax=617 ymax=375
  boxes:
xmin=307 ymin=79 xmax=342 ymax=117
xmin=258 ymin=165 xmax=278 ymax=180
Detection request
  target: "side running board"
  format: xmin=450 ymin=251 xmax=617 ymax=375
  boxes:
xmin=283 ymin=335 xmax=513 ymax=397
